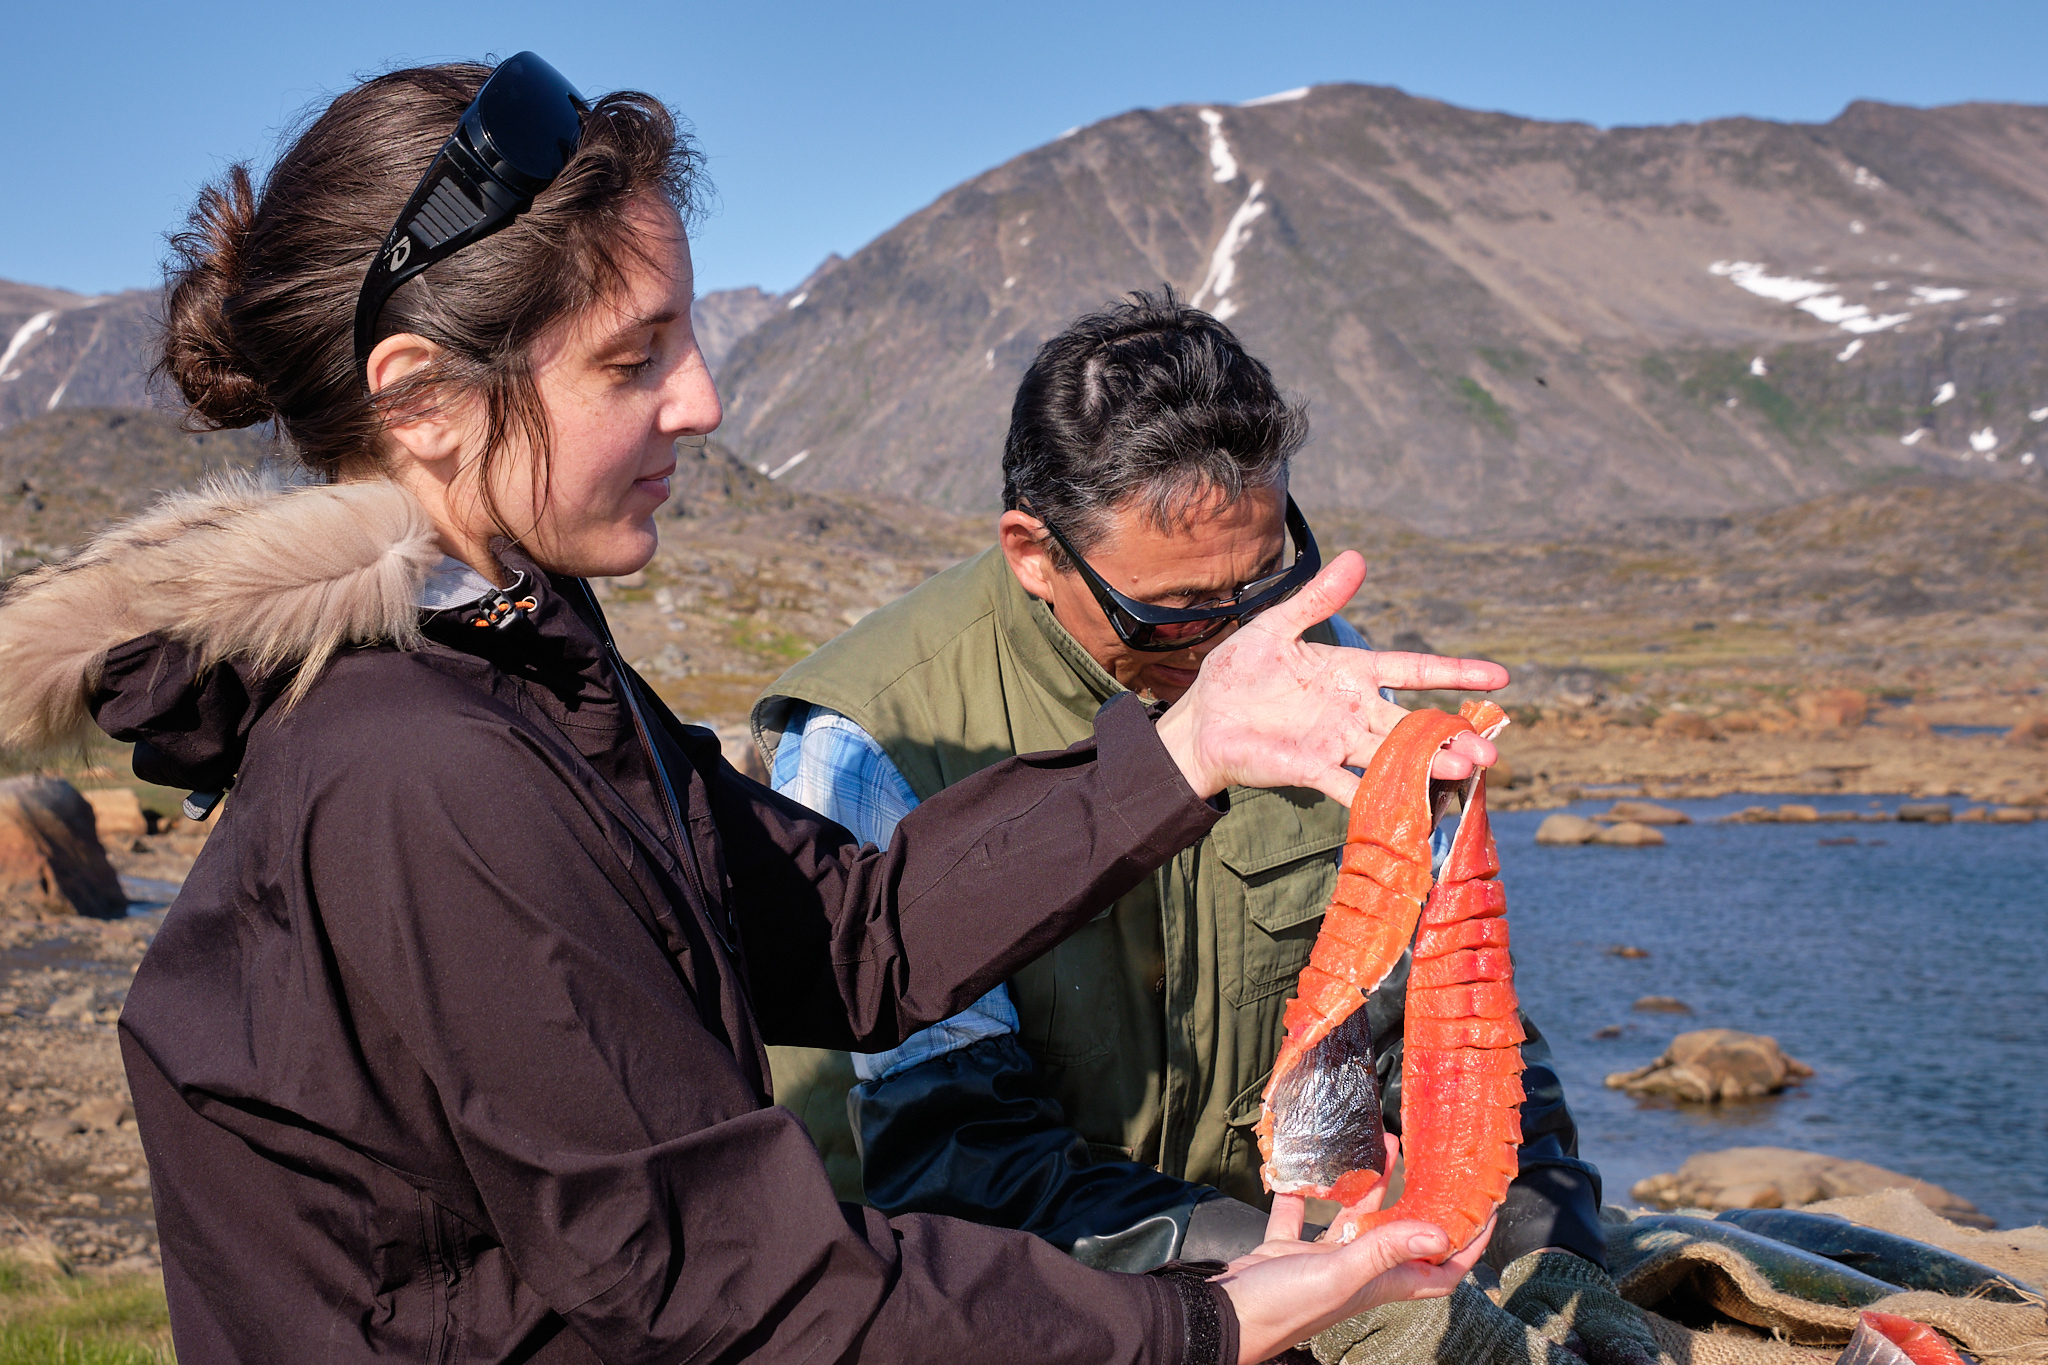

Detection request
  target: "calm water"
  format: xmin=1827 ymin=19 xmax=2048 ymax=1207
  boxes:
xmin=1476 ymin=795 xmax=2048 ymax=1229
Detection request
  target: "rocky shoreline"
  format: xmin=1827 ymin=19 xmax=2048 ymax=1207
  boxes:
xmin=1484 ymin=712 xmax=2048 ymax=815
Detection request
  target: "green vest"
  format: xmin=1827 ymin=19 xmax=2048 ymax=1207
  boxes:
xmin=751 ymin=547 xmax=1347 ymax=1207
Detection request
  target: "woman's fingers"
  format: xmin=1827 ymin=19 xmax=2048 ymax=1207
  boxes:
xmin=1265 ymin=1192 xmax=1308 ymax=1243
xmin=1214 ymin=1216 xmax=1456 ymax=1362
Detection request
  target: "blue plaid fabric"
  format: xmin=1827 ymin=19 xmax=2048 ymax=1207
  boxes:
xmin=772 ymin=706 xmax=1021 ymax=1081
xmin=770 ymin=614 xmax=1423 ymax=1084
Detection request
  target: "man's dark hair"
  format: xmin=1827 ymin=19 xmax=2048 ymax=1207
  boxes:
xmin=1001 ymin=287 xmax=1306 ymax=564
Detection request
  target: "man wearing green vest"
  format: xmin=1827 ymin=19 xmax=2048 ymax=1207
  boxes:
xmin=752 ymin=292 xmax=1660 ymax=1365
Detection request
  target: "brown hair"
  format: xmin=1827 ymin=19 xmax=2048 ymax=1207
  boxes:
xmin=156 ymin=61 xmax=701 ymax=528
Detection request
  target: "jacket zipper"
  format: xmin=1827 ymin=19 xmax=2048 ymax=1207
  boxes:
xmin=570 ymin=578 xmax=736 ymax=954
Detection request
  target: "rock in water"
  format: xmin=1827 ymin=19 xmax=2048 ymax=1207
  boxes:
xmin=1628 ymin=1147 xmax=1989 ymax=1228
xmin=1535 ymin=813 xmax=1599 ymax=845
xmin=1601 ymin=800 xmax=1690 ymax=825
xmin=0 ymin=778 xmax=126 ymax=919
xmin=1605 ymin=1028 xmax=1812 ymax=1102
xmin=1593 ymin=820 xmax=1666 ymax=846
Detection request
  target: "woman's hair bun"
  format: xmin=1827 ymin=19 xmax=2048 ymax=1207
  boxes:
xmin=156 ymin=165 xmax=277 ymax=429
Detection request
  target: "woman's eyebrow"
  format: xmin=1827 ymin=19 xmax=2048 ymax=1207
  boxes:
xmin=595 ymin=308 xmax=682 ymax=349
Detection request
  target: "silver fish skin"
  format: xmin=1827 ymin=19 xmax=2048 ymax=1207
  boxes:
xmin=1834 ymin=1318 xmax=1914 ymax=1365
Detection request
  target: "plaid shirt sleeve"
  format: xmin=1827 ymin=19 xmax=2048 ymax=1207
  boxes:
xmin=765 ymin=624 xmax=1429 ymax=1082
xmin=770 ymin=704 xmax=1022 ymax=1081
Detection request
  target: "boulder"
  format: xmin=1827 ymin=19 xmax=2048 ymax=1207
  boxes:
xmin=44 ymin=987 xmax=98 ymax=1021
xmin=1481 ymin=759 xmax=1517 ymax=794
xmin=1535 ymin=813 xmax=1600 ymax=846
xmin=0 ymin=778 xmax=126 ymax=919
xmin=68 ymin=1097 xmax=133 ymax=1132
xmin=1632 ymin=996 xmax=1692 ymax=1013
xmin=1775 ymin=804 xmax=1820 ymax=823
xmin=1593 ymin=820 xmax=1665 ymax=846
xmin=1652 ymin=712 xmax=1721 ymax=741
xmin=1605 ymin=1028 xmax=1813 ymax=1103
xmin=2004 ymin=716 xmax=2048 ymax=747
xmin=1896 ymin=802 xmax=1953 ymax=823
xmin=1794 ymin=688 xmax=1870 ymax=732
xmin=1625 ymin=1145 xmax=1990 ymax=1227
xmin=81 ymin=788 xmax=149 ymax=841
xmin=1990 ymin=806 xmax=2037 ymax=823
xmin=720 ymin=735 xmax=769 ymax=784
xmin=1598 ymin=800 xmax=1690 ymax=825
xmin=26 ymin=1116 xmax=83 ymax=1143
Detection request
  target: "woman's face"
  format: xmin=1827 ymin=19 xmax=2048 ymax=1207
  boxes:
xmin=503 ymin=194 xmax=721 ymax=578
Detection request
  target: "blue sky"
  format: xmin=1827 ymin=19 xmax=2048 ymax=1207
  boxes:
xmin=4 ymin=0 xmax=2044 ymax=299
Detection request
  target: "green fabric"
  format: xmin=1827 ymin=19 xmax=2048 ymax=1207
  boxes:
xmin=1310 ymin=1278 xmax=1584 ymax=1365
xmin=752 ymin=546 xmax=1347 ymax=1206
xmin=1499 ymin=1249 xmax=1663 ymax=1365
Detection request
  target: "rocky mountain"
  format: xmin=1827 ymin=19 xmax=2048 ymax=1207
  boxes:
xmin=0 ymin=409 xmax=275 ymax=569
xmin=11 ymin=86 xmax=2048 ymax=534
xmin=692 ymin=287 xmax=785 ymax=375
xmin=710 ymin=85 xmax=2048 ymax=532
xmin=0 ymin=284 xmax=158 ymax=427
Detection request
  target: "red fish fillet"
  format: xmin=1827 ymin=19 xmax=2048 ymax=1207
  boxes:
xmin=1257 ymin=701 xmax=1523 ymax=1258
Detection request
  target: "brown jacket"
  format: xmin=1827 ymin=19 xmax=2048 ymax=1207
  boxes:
xmin=0 ymin=477 xmax=1233 ymax=1365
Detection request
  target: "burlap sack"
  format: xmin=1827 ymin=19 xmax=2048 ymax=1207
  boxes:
xmin=1606 ymin=1199 xmax=2048 ymax=1362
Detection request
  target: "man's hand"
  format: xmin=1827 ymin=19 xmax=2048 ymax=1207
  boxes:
xmin=1154 ymin=551 xmax=1509 ymax=803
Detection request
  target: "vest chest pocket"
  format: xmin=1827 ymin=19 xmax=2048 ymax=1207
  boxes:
xmin=1209 ymin=787 xmax=1346 ymax=1008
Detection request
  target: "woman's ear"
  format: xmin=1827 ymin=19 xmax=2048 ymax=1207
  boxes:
xmin=998 ymin=509 xmax=1059 ymax=601
xmin=365 ymin=332 xmax=473 ymax=466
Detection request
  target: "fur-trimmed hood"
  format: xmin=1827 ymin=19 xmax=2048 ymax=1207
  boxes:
xmin=0 ymin=472 xmax=444 ymax=757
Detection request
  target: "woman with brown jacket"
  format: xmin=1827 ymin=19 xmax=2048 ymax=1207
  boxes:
xmin=0 ymin=55 xmax=1504 ymax=1364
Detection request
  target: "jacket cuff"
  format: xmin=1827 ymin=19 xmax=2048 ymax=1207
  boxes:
xmin=1149 ymin=1263 xmax=1238 ymax=1365
xmin=1094 ymin=693 xmax=1223 ymax=860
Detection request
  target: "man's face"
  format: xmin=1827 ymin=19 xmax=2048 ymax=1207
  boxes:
xmin=999 ymin=482 xmax=1288 ymax=705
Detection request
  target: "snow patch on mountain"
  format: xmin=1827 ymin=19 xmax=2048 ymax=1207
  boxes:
xmin=0 ymin=311 xmax=58 ymax=381
xmin=1707 ymin=262 xmax=1911 ymax=335
xmin=1192 ymin=180 xmax=1267 ymax=316
xmin=1197 ymin=110 xmax=1238 ymax=183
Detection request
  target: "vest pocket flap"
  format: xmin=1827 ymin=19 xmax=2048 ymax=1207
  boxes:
xmin=1242 ymin=863 xmax=1336 ymax=934
xmin=1209 ymin=786 xmax=1347 ymax=879
xmin=1225 ymin=1071 xmax=1274 ymax=1128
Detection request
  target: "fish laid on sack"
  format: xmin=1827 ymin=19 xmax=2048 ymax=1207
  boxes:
xmin=1612 ymin=1214 xmax=1904 ymax=1306
xmin=1834 ymin=1310 xmax=1967 ymax=1365
xmin=1257 ymin=701 xmax=1522 ymax=1256
xmin=1719 ymin=1208 xmax=2039 ymax=1303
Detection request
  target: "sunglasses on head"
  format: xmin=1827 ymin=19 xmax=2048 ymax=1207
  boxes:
xmin=1033 ymin=495 xmax=1322 ymax=652
xmin=353 ymin=51 xmax=586 ymax=383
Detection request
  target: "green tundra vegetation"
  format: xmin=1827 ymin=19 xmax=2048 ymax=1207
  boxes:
xmin=0 ymin=1256 xmax=173 ymax=1364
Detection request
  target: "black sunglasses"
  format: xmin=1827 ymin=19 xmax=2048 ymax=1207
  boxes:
xmin=1034 ymin=496 xmax=1322 ymax=652
xmin=353 ymin=51 xmax=586 ymax=382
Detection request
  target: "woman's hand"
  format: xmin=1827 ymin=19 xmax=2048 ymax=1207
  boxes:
xmin=1211 ymin=1148 xmax=1491 ymax=1365
xmin=1153 ymin=551 xmax=1509 ymax=804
